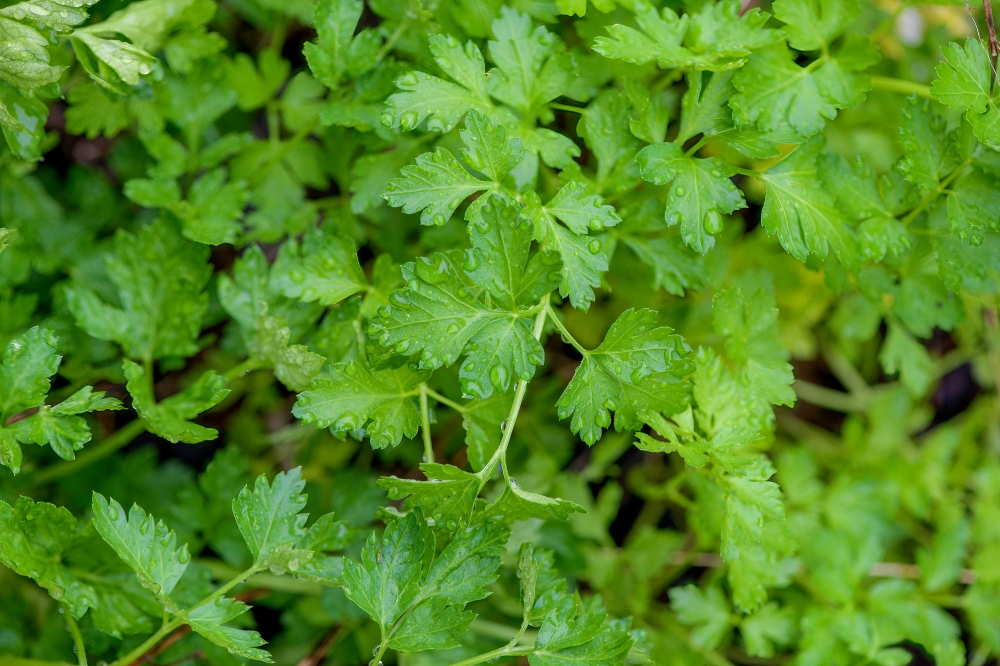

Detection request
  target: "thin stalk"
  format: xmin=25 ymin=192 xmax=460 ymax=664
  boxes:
xmin=822 ymin=346 xmax=871 ymax=398
xmin=899 ymin=162 xmax=970 ymax=226
xmin=870 ymin=76 xmax=934 ymax=100
xmin=793 ymin=380 xmax=863 ymax=413
xmin=224 ymin=358 xmax=259 ymax=381
xmin=34 ymin=418 xmax=146 ymax=484
xmin=477 ymin=301 xmax=549 ymax=482
xmin=196 ymin=558 xmax=326 ymax=594
xmin=423 ymin=387 xmax=468 ymax=413
xmin=549 ymin=102 xmax=585 ymax=114
xmin=188 ymin=565 xmax=260 ymax=613
xmin=684 ymin=135 xmax=711 ymax=157
xmin=419 ymin=383 xmax=434 ymax=463
xmin=545 ymin=305 xmax=588 ymax=355
xmin=446 ymin=645 xmax=534 ymax=666
xmin=107 ymin=618 xmax=185 ymax=666
xmin=109 ymin=566 xmax=258 ymax=666
xmin=63 ymin=605 xmax=87 ymax=666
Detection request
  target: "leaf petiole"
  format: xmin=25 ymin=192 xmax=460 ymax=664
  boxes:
xmin=62 ymin=604 xmax=87 ymax=666
xmin=546 ymin=304 xmax=588 ymax=355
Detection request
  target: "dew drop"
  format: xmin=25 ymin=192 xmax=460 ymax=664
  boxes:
xmin=674 ymin=186 xmax=686 ymax=196
xmin=587 ymin=239 xmax=602 ymax=254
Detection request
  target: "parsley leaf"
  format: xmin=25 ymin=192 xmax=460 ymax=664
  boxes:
xmin=369 ymin=195 xmax=560 ymax=399
xmin=557 ymin=308 xmax=692 ymax=445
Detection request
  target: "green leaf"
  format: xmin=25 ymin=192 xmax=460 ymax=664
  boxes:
xmin=65 ymin=218 xmax=213 ymax=361
xmin=670 ymin=584 xmax=733 ymax=649
xmin=619 ymin=234 xmax=709 ymax=297
xmin=233 ymin=467 xmax=309 ymax=571
xmin=0 ymin=497 xmax=97 ymax=617
xmin=227 ymin=50 xmax=289 ymax=112
xmin=185 ymin=596 xmax=273 ymax=662
xmin=557 ymin=308 xmax=692 ymax=445
xmin=492 ymin=482 xmax=585 ymax=521
xmin=462 ymin=392 xmax=512 ymax=471
xmin=917 ymin=518 xmax=969 ymax=593
xmin=271 ymin=225 xmax=368 ymax=306
xmin=382 ymin=35 xmax=492 ymax=132
xmin=91 ymin=493 xmax=190 ymax=608
xmin=0 ymin=0 xmax=97 ymax=97
xmin=740 ymin=602 xmax=796 ymax=658
xmin=879 ymin=320 xmax=933 ymax=395
xmin=897 ymin=96 xmax=961 ymax=191
xmin=380 ymin=463 xmax=481 ymax=530
xmin=530 ymin=604 xmax=634 ymax=665
xmin=369 ymin=196 xmax=559 ymax=399
xmin=772 ymin=0 xmax=860 ymax=51
xmin=731 ymin=37 xmax=879 ymax=137
xmin=713 ymin=287 xmax=795 ymax=407
xmin=304 ymin=0 xmax=378 ymax=89
xmin=247 ymin=306 xmax=325 ymax=392
xmin=758 ymin=137 xmax=858 ymax=265
xmin=487 ymin=8 xmax=574 ymax=117
xmin=637 ymin=141 xmax=746 ymax=254
xmin=0 ymin=326 xmax=59 ymax=422
xmin=124 ymin=360 xmax=230 ymax=444
xmin=947 ymin=168 xmax=1000 ymax=245
xmin=522 ymin=187 xmax=612 ymax=311
xmin=344 ymin=509 xmax=433 ymax=634
xmin=293 ymin=360 xmax=430 ymax=448
xmin=0 ymin=328 xmax=120 ymax=473
xmin=722 ymin=457 xmax=784 ymax=561
xmin=383 ymin=110 xmax=524 ymax=226
xmin=593 ymin=1 xmax=776 ymax=73
xmin=931 ymin=39 xmax=1000 ymax=150
xmin=69 ymin=33 xmax=157 ymax=93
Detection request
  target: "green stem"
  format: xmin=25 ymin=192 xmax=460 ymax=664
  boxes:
xmin=189 ymin=565 xmax=260 ymax=613
xmin=870 ymin=76 xmax=934 ymax=100
xmin=34 ymin=418 xmax=146 ymax=485
xmin=545 ymin=305 xmax=588 ymax=355
xmin=793 ymin=380 xmax=863 ymax=413
xmin=108 ymin=566 xmax=258 ymax=666
xmin=63 ymin=605 xmax=87 ymax=666
xmin=447 ymin=645 xmax=534 ymax=666
xmin=684 ymin=135 xmax=711 ymax=157
xmin=477 ymin=299 xmax=549 ymax=482
xmin=731 ymin=166 xmax=761 ymax=178
xmin=549 ymin=102 xmax=585 ymax=114
xmin=377 ymin=18 xmax=410 ymax=61
xmin=107 ymin=618 xmax=184 ymax=666
xmin=419 ymin=383 xmax=434 ymax=463
xmin=224 ymin=357 xmax=259 ymax=381
xmin=899 ymin=161 xmax=969 ymax=226
xmin=196 ymin=558 xmax=326 ymax=594
xmin=423 ymin=387 xmax=468 ymax=413
xmin=4 ymin=660 xmax=74 ymax=666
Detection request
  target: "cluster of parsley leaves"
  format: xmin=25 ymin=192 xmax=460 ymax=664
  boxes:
xmin=2 ymin=0 xmax=1000 ymax=665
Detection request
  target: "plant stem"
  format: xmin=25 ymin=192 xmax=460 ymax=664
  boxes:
xmin=793 ymin=380 xmax=863 ymax=413
xmin=870 ymin=76 xmax=934 ymax=100
xmin=108 ymin=618 xmax=185 ymax=666
xmin=684 ymin=135 xmax=711 ymax=157
xmin=446 ymin=644 xmax=534 ymax=666
xmin=549 ymin=102 xmax=585 ymax=114
xmin=63 ymin=605 xmax=87 ymax=666
xmin=34 ymin=418 xmax=146 ymax=484
xmin=419 ymin=383 xmax=434 ymax=463
xmin=545 ymin=305 xmax=588 ymax=355
xmin=478 ymin=300 xmax=549 ymax=482
xmin=188 ymin=565 xmax=260 ymax=613
xmin=423 ymin=386 xmax=467 ymax=413
xmin=899 ymin=162 xmax=969 ymax=226
xmin=196 ymin=558 xmax=326 ymax=594
xmin=224 ymin=358 xmax=259 ymax=381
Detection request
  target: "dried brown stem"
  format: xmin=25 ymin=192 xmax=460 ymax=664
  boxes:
xmin=296 ymin=625 xmax=344 ymax=666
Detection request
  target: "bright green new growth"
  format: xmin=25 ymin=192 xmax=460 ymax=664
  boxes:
xmin=2 ymin=0 xmax=1000 ymax=665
